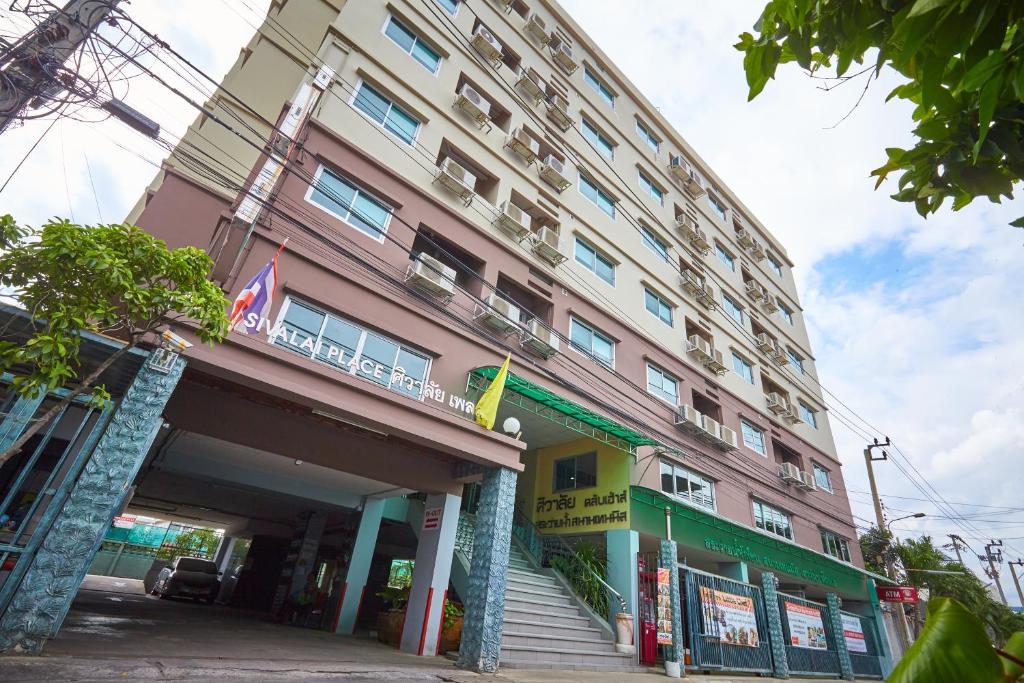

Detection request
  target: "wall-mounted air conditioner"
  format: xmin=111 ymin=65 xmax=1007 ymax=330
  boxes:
xmin=515 ymin=66 xmax=546 ymax=104
xmin=539 ymin=154 xmax=571 ymax=192
xmin=407 ymin=253 xmax=456 ymax=299
xmin=495 ymin=200 xmax=532 ymax=239
xmin=545 ymin=93 xmax=573 ymax=131
xmin=477 ymin=293 xmax=520 ymax=334
xmin=531 ymin=225 xmax=566 ymax=265
xmin=524 ymin=13 xmax=549 ymax=44
xmin=454 ymin=84 xmax=491 ymax=125
xmin=434 ymin=157 xmax=477 ymax=204
xmin=766 ymin=392 xmax=788 ymax=415
xmin=674 ymin=404 xmax=702 ymax=432
xmin=506 ymin=127 xmax=540 ymax=164
xmin=472 ymin=24 xmax=504 ymax=62
xmin=549 ymin=37 xmax=578 ymax=73
xmin=522 ymin=318 xmax=560 ymax=358
xmin=780 ymin=462 xmax=801 ymax=484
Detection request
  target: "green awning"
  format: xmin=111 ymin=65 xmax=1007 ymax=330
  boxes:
xmin=469 ymin=366 xmax=660 ymax=450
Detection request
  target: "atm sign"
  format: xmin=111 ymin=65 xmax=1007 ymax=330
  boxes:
xmin=876 ymin=586 xmax=919 ymax=603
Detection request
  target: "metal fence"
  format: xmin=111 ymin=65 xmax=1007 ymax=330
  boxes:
xmin=683 ymin=566 xmax=774 ymax=674
xmin=777 ymin=591 xmax=841 ymax=677
xmin=843 ymin=610 xmax=884 ymax=679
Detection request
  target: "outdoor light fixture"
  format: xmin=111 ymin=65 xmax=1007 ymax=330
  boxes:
xmin=294 ymin=459 xmax=303 ymax=466
xmin=502 ymin=417 xmax=521 ymax=438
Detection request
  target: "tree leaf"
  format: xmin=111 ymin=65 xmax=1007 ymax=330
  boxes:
xmin=961 ymin=51 xmax=1007 ymax=92
xmin=973 ymin=73 xmax=1003 ymax=160
xmin=908 ymin=0 xmax=954 ymax=18
xmin=889 ymin=598 xmax=1004 ymax=683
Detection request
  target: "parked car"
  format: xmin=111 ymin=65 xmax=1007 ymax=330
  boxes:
xmin=152 ymin=557 xmax=221 ymax=603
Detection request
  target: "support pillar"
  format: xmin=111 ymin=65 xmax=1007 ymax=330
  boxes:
xmin=335 ymin=497 xmax=385 ymax=635
xmin=400 ymin=492 xmax=461 ymax=656
xmin=866 ymin=579 xmax=895 ymax=677
xmin=826 ymin=593 xmax=855 ymax=681
xmin=214 ymin=536 xmax=236 ymax=574
xmin=0 ymin=393 xmax=45 ymax=452
xmin=659 ymin=539 xmax=684 ymax=668
xmin=0 ymin=350 xmax=184 ymax=654
xmin=457 ymin=466 xmax=517 ymax=673
xmin=761 ymin=572 xmax=789 ymax=679
xmin=717 ymin=561 xmax=749 ymax=583
xmin=606 ymin=529 xmax=639 ymax=626
xmin=287 ymin=510 xmax=327 ymax=601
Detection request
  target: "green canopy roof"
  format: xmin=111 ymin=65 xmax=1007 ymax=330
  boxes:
xmin=470 ymin=366 xmax=660 ymax=450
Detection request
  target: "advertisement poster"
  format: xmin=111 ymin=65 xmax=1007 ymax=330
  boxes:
xmin=656 ymin=568 xmax=673 ymax=645
xmin=785 ymin=601 xmax=828 ymax=649
xmin=699 ymin=586 xmax=761 ymax=648
xmin=841 ymin=614 xmax=867 ymax=654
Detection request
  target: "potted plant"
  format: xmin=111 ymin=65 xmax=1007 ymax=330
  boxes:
xmin=375 ymin=585 xmax=410 ymax=646
xmin=438 ymin=601 xmax=464 ymax=654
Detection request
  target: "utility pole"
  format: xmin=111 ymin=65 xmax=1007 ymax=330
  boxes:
xmin=982 ymin=541 xmax=1008 ymax=606
xmin=1008 ymin=560 xmax=1024 ymax=608
xmin=947 ymin=534 xmax=968 ymax=567
xmin=0 ymin=0 xmax=123 ymax=134
xmin=863 ymin=437 xmax=913 ymax=652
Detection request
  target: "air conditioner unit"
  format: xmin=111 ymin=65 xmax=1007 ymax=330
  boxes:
xmin=515 ymin=66 xmax=546 ymax=103
xmin=545 ymin=93 xmax=573 ymax=131
xmin=684 ymin=168 xmax=706 ymax=198
xmin=766 ymin=392 xmax=788 ymax=415
xmin=407 ymin=253 xmax=456 ymax=299
xmin=755 ymin=332 xmax=775 ymax=354
xmin=761 ymin=295 xmax=780 ymax=315
xmin=675 ymin=214 xmax=698 ymax=239
xmin=736 ymin=227 xmax=755 ymax=249
xmin=531 ymin=224 xmax=566 ymax=265
xmin=749 ymin=240 xmax=766 ymax=261
xmin=717 ymin=425 xmax=739 ymax=451
xmin=522 ymin=318 xmax=560 ymax=357
xmin=679 ymin=269 xmax=704 ymax=295
xmin=705 ymin=348 xmax=728 ymax=376
xmin=783 ymin=405 xmax=803 ymax=425
xmin=690 ymin=228 xmax=711 ymax=253
xmin=668 ymin=155 xmax=691 ymax=182
xmin=539 ymin=154 xmax=570 ymax=192
xmin=674 ymin=404 xmax=702 ymax=432
xmin=779 ymin=462 xmax=801 ymax=484
xmin=454 ymin=84 xmax=491 ymax=124
xmin=477 ymin=293 xmax=521 ymax=333
xmin=695 ymin=283 xmax=716 ymax=310
xmin=495 ymin=200 xmax=532 ymax=239
xmin=699 ymin=414 xmax=722 ymax=441
xmin=524 ymin=13 xmax=548 ymax=43
xmin=471 ymin=24 xmax=504 ymax=61
xmin=506 ymin=127 xmax=540 ymax=163
xmin=686 ymin=335 xmax=713 ymax=363
xmin=745 ymin=280 xmax=766 ymax=302
xmin=434 ymin=157 xmax=476 ymax=202
xmin=798 ymin=470 xmax=817 ymax=491
xmin=549 ymin=37 xmax=578 ymax=73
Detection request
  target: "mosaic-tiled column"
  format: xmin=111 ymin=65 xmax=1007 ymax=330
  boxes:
xmin=659 ymin=539 xmax=684 ymax=666
xmin=826 ymin=592 xmax=855 ymax=681
xmin=761 ymin=571 xmax=789 ymax=679
xmin=457 ymin=466 xmax=517 ymax=673
xmin=0 ymin=350 xmax=185 ymax=654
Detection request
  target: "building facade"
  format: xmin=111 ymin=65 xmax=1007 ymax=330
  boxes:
xmin=0 ymin=0 xmax=893 ymax=676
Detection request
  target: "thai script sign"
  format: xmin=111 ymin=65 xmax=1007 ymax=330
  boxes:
xmin=534 ymin=489 xmax=629 ymax=532
xmin=785 ymin=601 xmax=828 ymax=650
xmin=422 ymin=507 xmax=442 ymax=531
xmin=841 ymin=614 xmax=867 ymax=654
xmin=702 ymin=537 xmax=840 ymax=587
xmin=656 ymin=568 xmax=673 ymax=645
xmin=700 ymin=586 xmax=761 ymax=648
xmin=876 ymin=585 xmax=918 ymax=603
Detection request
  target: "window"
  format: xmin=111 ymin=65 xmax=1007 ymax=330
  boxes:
xmin=778 ymin=301 xmax=794 ymax=325
xmin=581 ymin=116 xmax=615 ymax=159
xmin=638 ymin=170 xmax=665 ymax=205
xmin=435 ymin=0 xmax=459 ymax=15
xmin=798 ymin=400 xmax=818 ymax=428
xmin=307 ymin=166 xmax=393 ymax=241
xmin=384 ymin=16 xmax=442 ymax=74
xmin=707 ymin=193 xmax=728 ymax=222
xmin=352 ymin=82 xmax=420 ymax=145
xmin=646 ymin=363 xmax=678 ymax=404
xmin=753 ymin=500 xmax=793 ymax=540
xmin=786 ymin=348 xmax=805 ymax=374
xmin=574 ymin=236 xmax=615 ymax=285
xmin=660 ymin=461 xmax=715 ymax=510
xmin=640 ymin=225 xmax=669 ymax=262
xmin=741 ymin=420 xmax=766 ymax=455
xmin=584 ymin=65 xmax=615 ymax=107
xmin=274 ymin=298 xmax=430 ymax=398
xmin=579 ymin=174 xmax=616 ymax=218
xmin=732 ymin=352 xmax=754 ymax=384
xmin=644 ymin=288 xmax=673 ymax=326
xmin=722 ymin=294 xmax=744 ymax=326
xmin=553 ymin=452 xmax=597 ymax=492
xmin=715 ymin=242 xmax=736 ymax=271
xmin=636 ymin=119 xmax=659 ymax=153
xmin=767 ymin=253 xmax=783 ymax=277
xmin=813 ymin=464 xmax=833 ymax=492
xmin=820 ymin=529 xmax=851 ymax=562
xmin=570 ymin=316 xmax=614 ymax=367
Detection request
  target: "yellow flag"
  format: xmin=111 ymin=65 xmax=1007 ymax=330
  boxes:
xmin=474 ymin=354 xmax=511 ymax=430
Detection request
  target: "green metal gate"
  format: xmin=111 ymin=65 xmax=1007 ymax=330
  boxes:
xmin=777 ymin=591 xmax=841 ymax=677
xmin=843 ymin=610 xmax=884 ymax=679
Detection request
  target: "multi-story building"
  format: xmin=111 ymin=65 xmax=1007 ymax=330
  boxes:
xmin=0 ymin=0 xmax=894 ymax=674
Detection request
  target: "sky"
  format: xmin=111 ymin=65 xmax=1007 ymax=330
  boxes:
xmin=1 ymin=1 xmax=1023 ymax=603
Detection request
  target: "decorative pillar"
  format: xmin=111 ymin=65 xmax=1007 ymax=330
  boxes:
xmin=457 ymin=466 xmax=517 ymax=673
xmin=717 ymin=561 xmax=749 ymax=583
xmin=400 ymin=492 xmax=461 ymax=656
xmin=0 ymin=393 xmax=45 ymax=452
xmin=214 ymin=537 xmax=237 ymax=575
xmin=826 ymin=593 xmax=855 ymax=681
xmin=335 ymin=497 xmax=385 ymax=635
xmin=286 ymin=510 xmax=327 ymax=601
xmin=866 ymin=578 xmax=895 ymax=677
xmin=761 ymin=572 xmax=789 ymax=679
xmin=0 ymin=349 xmax=184 ymax=654
xmin=659 ymin=539 xmax=684 ymax=668
xmin=606 ymin=529 xmax=639 ymax=625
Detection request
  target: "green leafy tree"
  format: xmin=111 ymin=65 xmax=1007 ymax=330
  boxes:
xmin=736 ymin=1 xmax=1024 ymax=227
xmin=0 ymin=215 xmax=228 ymax=465
xmin=859 ymin=525 xmax=897 ymax=576
xmin=157 ymin=527 xmax=221 ymax=562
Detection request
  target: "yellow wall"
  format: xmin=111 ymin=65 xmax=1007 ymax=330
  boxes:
xmin=521 ymin=438 xmax=631 ymax=534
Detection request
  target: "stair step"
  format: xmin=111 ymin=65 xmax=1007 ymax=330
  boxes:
xmin=505 ymin=597 xmax=581 ymax=617
xmin=499 ymin=660 xmax=650 ymax=673
xmin=503 ymin=607 xmax=590 ymax=626
xmin=506 ymin=568 xmax=557 ymax=585
xmin=505 ymin=586 xmax=572 ymax=605
xmin=500 ymin=644 xmax=636 ymax=666
xmin=502 ymin=631 xmax=619 ymax=653
xmin=504 ymin=578 xmax=565 ymax=598
xmin=507 ymin=561 xmax=531 ymax=569
xmin=503 ymin=618 xmax=603 ymax=637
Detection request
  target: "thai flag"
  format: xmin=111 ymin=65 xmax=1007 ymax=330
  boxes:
xmin=228 ymin=240 xmax=287 ymax=334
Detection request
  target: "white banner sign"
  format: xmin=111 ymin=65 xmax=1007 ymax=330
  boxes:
xmin=700 ymin=586 xmax=761 ymax=648
xmin=785 ymin=601 xmax=828 ymax=650
xmin=841 ymin=614 xmax=867 ymax=654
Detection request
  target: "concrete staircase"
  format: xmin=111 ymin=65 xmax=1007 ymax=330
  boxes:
xmin=500 ymin=543 xmax=642 ymax=671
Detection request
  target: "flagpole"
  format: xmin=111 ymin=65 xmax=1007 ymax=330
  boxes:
xmin=274 ymin=237 xmax=289 ymax=257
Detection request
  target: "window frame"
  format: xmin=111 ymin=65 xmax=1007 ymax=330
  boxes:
xmin=731 ymin=351 xmax=755 ymax=384
xmin=581 ymin=115 xmax=615 ymax=160
xmin=573 ymin=235 xmax=616 ymax=285
xmin=778 ymin=301 xmax=794 ymax=325
xmin=740 ymin=420 xmax=767 ymax=456
xmin=305 ymin=165 xmax=394 ymax=242
xmin=820 ymin=528 xmax=851 ymax=562
xmin=722 ymin=293 xmax=745 ymax=326
xmin=578 ymin=173 xmax=616 ymax=218
xmin=584 ymin=65 xmax=615 ymax=107
xmin=767 ymin=252 xmax=783 ymax=278
xmin=435 ymin=0 xmax=459 ymax=16
xmin=646 ymin=362 xmax=679 ymax=405
xmin=635 ymin=119 xmax=660 ymax=153
xmin=644 ymin=287 xmax=674 ymax=326
xmin=707 ymin=193 xmax=728 ymax=222
xmin=638 ymin=169 xmax=665 ymax=205
xmin=640 ymin=224 xmax=670 ymax=262
xmin=813 ymin=463 xmax=833 ymax=493
xmin=752 ymin=499 xmax=793 ymax=541
xmin=786 ymin=347 xmax=805 ymax=374
xmin=798 ymin=400 xmax=818 ymax=428
xmin=553 ymin=452 xmax=598 ymax=492
xmin=569 ymin=315 xmax=615 ymax=368
xmin=350 ymin=79 xmax=422 ymax=146
xmin=660 ymin=460 xmax=716 ymax=511
xmin=715 ymin=241 xmax=736 ymax=271
xmin=382 ymin=15 xmax=443 ymax=75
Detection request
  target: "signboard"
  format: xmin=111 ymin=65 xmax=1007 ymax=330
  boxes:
xmin=841 ymin=614 xmax=867 ymax=654
xmin=700 ymin=586 xmax=761 ymax=647
xmin=876 ymin=585 xmax=919 ymax=603
xmin=112 ymin=515 xmax=136 ymax=529
xmin=422 ymin=507 xmax=443 ymax=532
xmin=785 ymin=601 xmax=828 ymax=650
xmin=656 ymin=568 xmax=673 ymax=645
